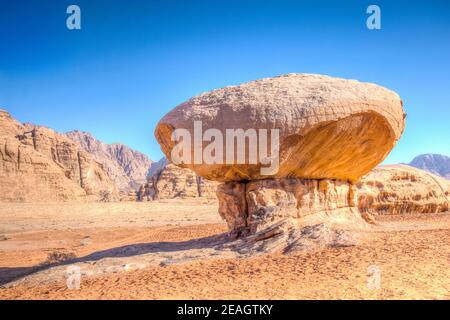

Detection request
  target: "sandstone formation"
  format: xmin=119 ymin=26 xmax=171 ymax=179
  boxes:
xmin=0 ymin=109 xmax=118 ymax=202
xmin=218 ymin=179 xmax=358 ymax=235
xmin=216 ymin=177 xmax=367 ymax=253
xmin=357 ymin=165 xmax=450 ymax=215
xmin=138 ymin=162 xmax=218 ymax=201
xmin=66 ymin=131 xmax=153 ymax=191
xmin=155 ymin=74 xmax=407 ymax=252
xmin=156 ymin=73 xmax=405 ymax=183
xmin=409 ymin=154 xmax=450 ymax=179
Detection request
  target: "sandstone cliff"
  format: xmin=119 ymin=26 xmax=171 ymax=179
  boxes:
xmin=0 ymin=109 xmax=118 ymax=202
xmin=409 ymin=154 xmax=450 ymax=179
xmin=65 ymin=131 xmax=153 ymax=191
xmin=357 ymin=164 xmax=450 ymax=215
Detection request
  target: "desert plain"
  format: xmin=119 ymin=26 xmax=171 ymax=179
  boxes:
xmin=0 ymin=200 xmax=449 ymax=300
xmin=1 ymin=74 xmax=450 ymax=300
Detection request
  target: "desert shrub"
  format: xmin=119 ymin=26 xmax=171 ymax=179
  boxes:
xmin=98 ymin=190 xmax=113 ymax=202
xmin=44 ymin=251 xmax=77 ymax=265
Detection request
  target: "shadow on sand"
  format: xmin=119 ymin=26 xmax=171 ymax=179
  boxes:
xmin=0 ymin=233 xmax=229 ymax=287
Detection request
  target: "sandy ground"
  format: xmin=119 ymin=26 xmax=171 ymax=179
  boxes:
xmin=0 ymin=201 xmax=449 ymax=300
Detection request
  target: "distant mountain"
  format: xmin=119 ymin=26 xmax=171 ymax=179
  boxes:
xmin=409 ymin=154 xmax=450 ymax=179
xmin=147 ymin=157 xmax=169 ymax=178
xmin=66 ymin=131 xmax=153 ymax=191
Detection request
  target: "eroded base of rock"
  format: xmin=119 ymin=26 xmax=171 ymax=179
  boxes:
xmin=217 ymin=178 xmax=370 ymax=253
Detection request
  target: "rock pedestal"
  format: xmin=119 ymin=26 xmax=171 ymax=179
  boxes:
xmin=217 ymin=178 xmax=369 ymax=253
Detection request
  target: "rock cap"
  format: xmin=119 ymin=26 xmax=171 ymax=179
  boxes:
xmin=156 ymin=73 xmax=406 ymax=182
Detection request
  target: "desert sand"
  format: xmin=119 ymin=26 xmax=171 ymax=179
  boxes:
xmin=1 ymin=200 xmax=449 ymax=300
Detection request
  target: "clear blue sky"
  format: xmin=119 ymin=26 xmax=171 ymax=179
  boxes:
xmin=1 ymin=0 xmax=449 ymax=163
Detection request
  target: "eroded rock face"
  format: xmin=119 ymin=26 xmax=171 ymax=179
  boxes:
xmin=0 ymin=109 xmax=118 ymax=202
xmin=217 ymin=179 xmax=362 ymax=234
xmin=217 ymin=182 xmax=247 ymax=235
xmin=66 ymin=131 xmax=153 ymax=191
xmin=0 ymin=136 xmax=87 ymax=202
xmin=357 ymin=165 xmax=450 ymax=215
xmin=246 ymin=179 xmax=357 ymax=232
xmin=216 ymin=178 xmax=366 ymax=252
xmin=216 ymin=165 xmax=450 ymax=245
xmin=138 ymin=163 xmax=218 ymax=201
xmin=156 ymin=74 xmax=405 ymax=183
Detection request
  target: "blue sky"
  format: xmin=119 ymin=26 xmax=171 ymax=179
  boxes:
xmin=1 ymin=0 xmax=449 ymax=163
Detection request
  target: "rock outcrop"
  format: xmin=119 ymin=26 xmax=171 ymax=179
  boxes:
xmin=0 ymin=133 xmax=87 ymax=202
xmin=357 ymin=165 xmax=450 ymax=215
xmin=0 ymin=109 xmax=23 ymax=137
xmin=66 ymin=131 xmax=153 ymax=191
xmin=0 ymin=109 xmax=118 ymax=202
xmin=408 ymin=154 xmax=450 ymax=179
xmin=155 ymin=74 xmax=407 ymax=252
xmin=138 ymin=162 xmax=218 ymax=201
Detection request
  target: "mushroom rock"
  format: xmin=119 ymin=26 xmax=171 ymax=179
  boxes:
xmin=155 ymin=74 xmax=406 ymax=252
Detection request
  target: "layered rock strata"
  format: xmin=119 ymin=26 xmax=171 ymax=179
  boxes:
xmin=357 ymin=165 xmax=450 ymax=215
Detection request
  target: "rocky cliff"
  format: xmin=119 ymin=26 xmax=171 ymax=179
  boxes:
xmin=357 ymin=164 xmax=450 ymax=215
xmin=0 ymin=109 xmax=118 ymax=202
xmin=66 ymin=131 xmax=153 ymax=191
xmin=409 ymin=154 xmax=450 ymax=179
